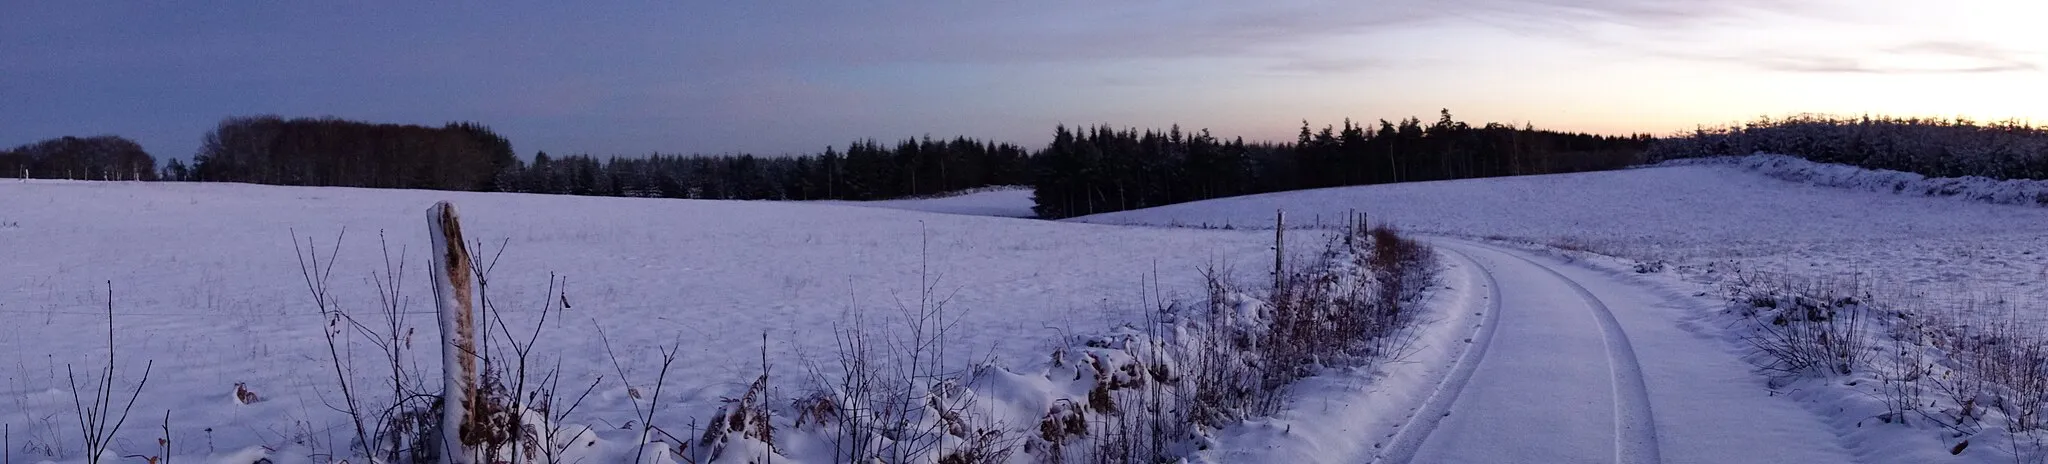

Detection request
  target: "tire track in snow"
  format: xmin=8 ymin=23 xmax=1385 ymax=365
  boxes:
xmin=1497 ymin=247 xmax=1662 ymax=464
xmin=1371 ymin=245 xmax=1503 ymax=464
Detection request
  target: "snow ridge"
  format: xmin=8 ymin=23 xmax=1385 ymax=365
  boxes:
xmin=1704 ymin=154 xmax=2048 ymax=206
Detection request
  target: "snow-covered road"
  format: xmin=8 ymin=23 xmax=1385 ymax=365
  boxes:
xmin=1379 ymin=240 xmax=1856 ymax=464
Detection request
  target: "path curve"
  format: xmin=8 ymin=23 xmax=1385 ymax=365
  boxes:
xmin=1388 ymin=239 xmax=1662 ymax=464
xmin=1371 ymin=245 xmax=1504 ymax=463
xmin=1372 ymin=238 xmax=1857 ymax=464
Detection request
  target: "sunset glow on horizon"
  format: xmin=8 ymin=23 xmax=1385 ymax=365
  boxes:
xmin=5 ymin=0 xmax=2043 ymax=157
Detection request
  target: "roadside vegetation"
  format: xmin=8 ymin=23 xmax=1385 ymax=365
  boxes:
xmin=1725 ymin=271 xmax=2048 ymax=460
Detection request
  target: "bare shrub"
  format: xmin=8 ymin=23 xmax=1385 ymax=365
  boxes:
xmin=1246 ymin=225 xmax=1433 ymax=417
xmin=1921 ymin=299 xmax=2048 ymax=459
xmin=295 ymin=229 xmax=453 ymax=462
xmin=1727 ymin=269 xmax=2048 ymax=461
xmin=805 ymin=228 xmax=997 ymax=464
xmin=1066 ymin=223 xmax=1437 ymax=462
xmin=463 ymin=239 xmax=589 ymax=464
xmin=1727 ymin=271 xmax=1871 ymax=378
xmin=1370 ymin=226 xmax=1436 ymax=308
xmin=527 ymin=362 xmax=602 ymax=464
xmin=1876 ymin=326 xmax=1931 ymax=426
xmin=292 ymin=229 xmax=376 ymax=456
xmin=598 ymin=325 xmax=681 ymax=464
xmin=66 ymin=283 xmax=153 ymax=464
xmin=295 ymin=224 xmax=592 ymax=464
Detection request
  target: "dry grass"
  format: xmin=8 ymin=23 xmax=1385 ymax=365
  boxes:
xmin=1728 ymin=270 xmax=2048 ymax=460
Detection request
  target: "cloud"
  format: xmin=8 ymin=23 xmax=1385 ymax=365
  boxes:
xmin=1881 ymin=41 xmax=2041 ymax=72
xmin=1267 ymin=56 xmax=1393 ymax=75
xmin=662 ymin=0 xmax=1780 ymax=68
xmin=1688 ymin=41 xmax=2039 ymax=74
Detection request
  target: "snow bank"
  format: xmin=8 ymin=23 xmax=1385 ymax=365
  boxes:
xmin=1714 ymin=154 xmax=2048 ymax=206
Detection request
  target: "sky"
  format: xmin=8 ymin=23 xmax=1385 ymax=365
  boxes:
xmin=4 ymin=1 xmax=2045 ymax=160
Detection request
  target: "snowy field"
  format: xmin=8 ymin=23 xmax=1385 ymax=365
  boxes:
xmin=822 ymin=186 xmax=1037 ymax=218
xmin=0 ymin=181 xmax=1271 ymax=462
xmin=9 ymin=158 xmax=2046 ymax=463
xmin=1078 ymin=159 xmax=2048 ymax=312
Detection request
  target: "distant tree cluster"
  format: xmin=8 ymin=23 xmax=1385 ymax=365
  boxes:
xmin=493 ymin=137 xmax=1033 ymax=200
xmin=0 ymin=135 xmax=157 ymax=181
xmin=1646 ymin=115 xmax=2048 ymax=180
xmin=1031 ymin=110 xmax=1652 ymax=219
xmin=1032 ymin=125 xmax=1278 ymax=219
xmin=184 ymin=116 xmax=517 ymax=190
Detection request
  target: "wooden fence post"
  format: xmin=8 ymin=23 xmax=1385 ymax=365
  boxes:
xmin=427 ymin=201 xmax=479 ymax=464
xmin=1343 ymin=208 xmax=1355 ymax=244
xmin=1274 ymin=209 xmax=1286 ymax=292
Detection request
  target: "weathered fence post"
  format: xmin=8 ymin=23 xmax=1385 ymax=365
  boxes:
xmin=1343 ymin=209 xmax=1355 ymax=245
xmin=1274 ymin=209 xmax=1286 ymax=292
xmin=427 ymin=201 xmax=479 ymax=464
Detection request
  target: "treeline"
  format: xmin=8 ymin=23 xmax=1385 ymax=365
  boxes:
xmin=179 ymin=116 xmax=517 ymax=191
xmin=493 ymin=137 xmax=1033 ymax=200
xmin=1645 ymin=115 xmax=2048 ymax=180
xmin=0 ymin=135 xmax=157 ymax=181
xmin=1031 ymin=110 xmax=1652 ymax=218
xmin=10 ymin=112 xmax=1657 ymax=215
